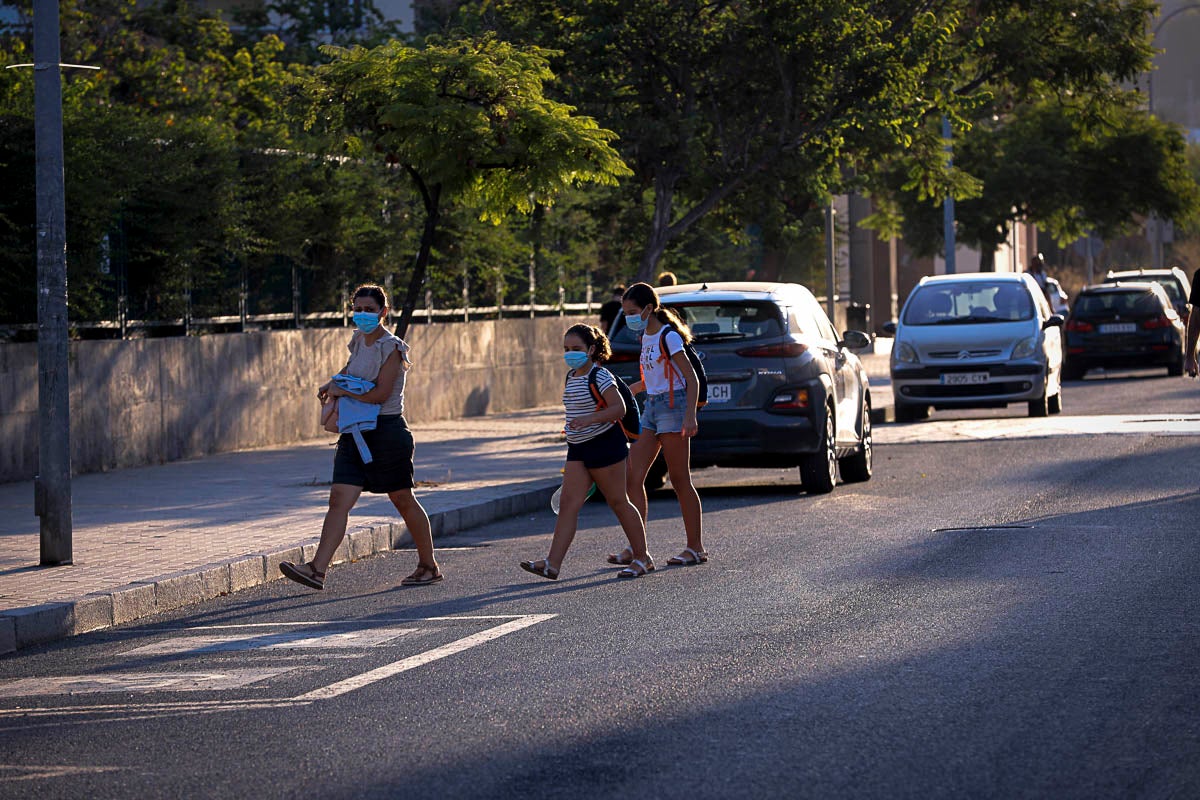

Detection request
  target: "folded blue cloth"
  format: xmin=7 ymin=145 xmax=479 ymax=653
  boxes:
xmin=332 ymin=374 xmax=379 ymax=464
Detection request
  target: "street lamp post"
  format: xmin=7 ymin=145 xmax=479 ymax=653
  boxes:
xmin=1146 ymin=3 xmax=1200 ymax=270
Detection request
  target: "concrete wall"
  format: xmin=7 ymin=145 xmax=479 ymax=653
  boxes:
xmin=0 ymin=316 xmax=587 ymax=484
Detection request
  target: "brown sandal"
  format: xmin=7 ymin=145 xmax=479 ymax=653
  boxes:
xmin=280 ymin=561 xmax=325 ymax=590
xmin=401 ymin=564 xmax=443 ymax=586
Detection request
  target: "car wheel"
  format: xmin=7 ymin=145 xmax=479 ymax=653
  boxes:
xmin=1048 ymin=390 xmax=1062 ymax=415
xmin=838 ymin=398 xmax=873 ymax=483
xmin=894 ymin=402 xmax=928 ymax=423
xmin=645 ymin=454 xmax=668 ymax=492
xmin=799 ymin=406 xmax=837 ymax=494
xmin=1028 ymin=392 xmax=1049 ymax=417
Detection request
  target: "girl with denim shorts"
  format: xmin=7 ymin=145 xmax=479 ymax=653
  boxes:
xmin=520 ymin=324 xmax=652 ymax=580
xmin=613 ymin=282 xmax=707 ymax=567
xmin=279 ymin=284 xmax=441 ymax=591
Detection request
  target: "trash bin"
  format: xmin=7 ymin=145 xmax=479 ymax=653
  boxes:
xmin=846 ymin=302 xmax=871 ymax=333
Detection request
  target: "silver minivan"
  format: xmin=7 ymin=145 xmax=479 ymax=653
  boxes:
xmin=883 ymin=272 xmax=1065 ymax=421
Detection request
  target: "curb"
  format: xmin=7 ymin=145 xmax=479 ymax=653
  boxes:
xmin=0 ymin=481 xmax=558 ymax=656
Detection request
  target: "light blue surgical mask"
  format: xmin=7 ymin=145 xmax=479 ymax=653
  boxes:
xmin=353 ymin=311 xmax=382 ymax=334
xmin=624 ymin=312 xmax=647 ymax=333
xmin=564 ymin=351 xmax=590 ymax=370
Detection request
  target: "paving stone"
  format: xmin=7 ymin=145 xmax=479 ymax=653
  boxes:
xmin=72 ymin=595 xmax=114 ymax=635
xmin=154 ymin=572 xmax=208 ymax=612
xmin=229 ymin=556 xmax=266 ymax=592
xmin=347 ymin=528 xmax=375 ymax=561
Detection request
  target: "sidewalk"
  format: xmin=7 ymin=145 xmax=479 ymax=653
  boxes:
xmin=0 ymin=348 xmax=893 ymax=655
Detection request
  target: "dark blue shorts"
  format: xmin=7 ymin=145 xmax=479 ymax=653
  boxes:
xmin=566 ymin=423 xmax=628 ymax=469
xmin=332 ymin=414 xmax=415 ymax=493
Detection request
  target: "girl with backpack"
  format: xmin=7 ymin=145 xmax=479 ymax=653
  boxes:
xmin=520 ymin=324 xmax=653 ymax=580
xmin=611 ymin=282 xmax=708 ymax=567
xmin=279 ymin=284 xmax=442 ymax=591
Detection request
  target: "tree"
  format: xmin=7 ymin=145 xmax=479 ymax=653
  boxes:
xmin=308 ymin=33 xmax=631 ymax=336
xmin=475 ymin=0 xmax=962 ymax=283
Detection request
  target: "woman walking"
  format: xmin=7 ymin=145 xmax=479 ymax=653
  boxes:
xmin=280 ymin=284 xmax=441 ymax=590
xmin=611 ymin=282 xmax=707 ymax=567
xmin=520 ymin=324 xmax=652 ymax=580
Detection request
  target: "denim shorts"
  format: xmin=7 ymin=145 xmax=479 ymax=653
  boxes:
xmin=640 ymin=388 xmax=688 ymax=434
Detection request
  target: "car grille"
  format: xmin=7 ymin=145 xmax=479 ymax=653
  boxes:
xmin=927 ymin=348 xmax=1003 ymax=359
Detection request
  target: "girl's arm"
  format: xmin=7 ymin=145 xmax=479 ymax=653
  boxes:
xmin=628 ymin=379 xmax=645 ymax=394
xmin=670 ymin=349 xmax=699 ymax=438
xmin=327 ymin=351 xmax=402 ymax=404
xmin=567 ymin=383 xmax=626 ymax=430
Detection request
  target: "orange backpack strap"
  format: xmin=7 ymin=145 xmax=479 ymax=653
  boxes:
xmin=660 ymin=327 xmax=679 ymax=408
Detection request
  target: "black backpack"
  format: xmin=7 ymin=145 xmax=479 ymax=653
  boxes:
xmin=565 ymin=367 xmax=642 ymax=442
xmin=657 ymin=327 xmax=709 ymax=408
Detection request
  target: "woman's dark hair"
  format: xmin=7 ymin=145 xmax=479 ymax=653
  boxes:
xmin=352 ymin=284 xmax=389 ymax=311
xmin=565 ymin=323 xmax=612 ymax=364
xmin=622 ymin=282 xmax=692 ymax=342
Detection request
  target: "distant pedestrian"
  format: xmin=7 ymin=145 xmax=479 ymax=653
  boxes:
xmin=1186 ymin=268 xmax=1200 ymax=377
xmin=657 ymin=271 xmax=678 ymax=287
xmin=280 ymin=284 xmax=441 ymax=591
xmin=598 ymin=284 xmax=626 ymax=335
xmin=520 ymin=324 xmax=652 ymax=579
xmin=613 ymin=282 xmax=707 ymax=568
xmin=1026 ymin=253 xmax=1052 ymax=301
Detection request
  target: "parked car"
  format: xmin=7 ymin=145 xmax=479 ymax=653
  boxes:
xmin=606 ymin=282 xmax=873 ymax=494
xmin=1063 ymin=282 xmax=1185 ymax=379
xmin=1099 ymin=267 xmax=1191 ymax=325
xmin=882 ymin=272 xmax=1064 ymax=421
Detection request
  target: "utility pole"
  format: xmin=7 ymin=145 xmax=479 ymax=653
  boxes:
xmin=33 ymin=0 xmax=72 ymax=565
xmin=824 ymin=203 xmax=837 ymax=323
xmin=942 ymin=116 xmax=956 ymax=275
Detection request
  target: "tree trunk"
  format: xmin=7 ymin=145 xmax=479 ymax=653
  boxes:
xmin=979 ymin=246 xmax=995 ymax=272
xmin=635 ymin=172 xmax=678 ymax=284
xmin=395 ymin=173 xmax=441 ymax=339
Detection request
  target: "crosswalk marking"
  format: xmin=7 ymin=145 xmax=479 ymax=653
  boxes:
xmin=0 ymin=668 xmax=304 ymax=698
xmin=121 ymin=627 xmax=426 ymax=656
xmin=878 ymin=414 xmax=1200 ymax=444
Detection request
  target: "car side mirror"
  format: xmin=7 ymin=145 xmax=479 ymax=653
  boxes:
xmin=880 ymin=321 xmax=897 ymax=336
xmin=840 ymin=330 xmax=872 ymax=350
xmin=1043 ymin=314 xmax=1064 ymax=329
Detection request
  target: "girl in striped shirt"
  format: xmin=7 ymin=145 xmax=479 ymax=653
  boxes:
xmin=520 ymin=324 xmax=652 ymax=580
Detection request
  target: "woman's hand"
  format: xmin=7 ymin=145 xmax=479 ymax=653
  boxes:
xmin=317 ymin=381 xmax=331 ymax=401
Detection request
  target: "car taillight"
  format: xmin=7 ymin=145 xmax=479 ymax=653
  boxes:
xmin=607 ymin=351 xmax=638 ymax=363
xmin=736 ymin=342 xmax=808 ymax=358
xmin=1142 ymin=315 xmax=1174 ymax=329
xmin=770 ymin=388 xmax=809 ymax=410
xmin=1065 ymin=319 xmax=1094 ymax=332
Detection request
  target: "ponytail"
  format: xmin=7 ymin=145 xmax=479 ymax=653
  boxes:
xmin=623 ymin=281 xmax=692 ymax=342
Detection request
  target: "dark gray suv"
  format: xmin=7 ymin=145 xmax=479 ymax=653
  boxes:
xmin=606 ymin=282 xmax=873 ymax=494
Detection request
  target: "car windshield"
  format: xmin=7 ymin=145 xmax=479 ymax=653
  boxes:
xmin=902 ymin=282 xmax=1034 ymax=326
xmin=1074 ymin=291 xmax=1162 ymax=316
xmin=668 ymin=301 xmax=784 ymax=341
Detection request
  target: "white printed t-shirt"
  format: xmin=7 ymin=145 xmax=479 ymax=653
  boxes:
xmin=563 ymin=366 xmax=618 ymax=444
xmin=640 ymin=328 xmax=686 ymax=396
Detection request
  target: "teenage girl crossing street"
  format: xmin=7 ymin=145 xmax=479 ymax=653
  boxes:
xmin=612 ymin=282 xmax=708 ymax=567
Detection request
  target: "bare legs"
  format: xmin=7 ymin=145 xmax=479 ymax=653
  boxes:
xmin=309 ymin=483 xmax=438 ymax=578
xmin=625 ymin=430 xmax=704 ymax=558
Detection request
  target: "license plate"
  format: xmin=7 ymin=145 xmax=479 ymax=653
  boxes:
xmin=941 ymin=372 xmax=990 ymax=385
xmin=707 ymin=383 xmax=732 ymax=403
xmin=1099 ymin=323 xmax=1136 ymax=334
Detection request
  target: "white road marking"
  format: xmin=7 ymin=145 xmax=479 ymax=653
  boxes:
xmin=293 ymin=613 xmax=557 ymax=701
xmin=878 ymin=414 xmax=1200 ymax=444
xmin=0 ymin=668 xmax=304 ymax=698
xmin=0 ymin=764 xmax=123 ymax=782
xmin=120 ymin=627 xmax=426 ymax=656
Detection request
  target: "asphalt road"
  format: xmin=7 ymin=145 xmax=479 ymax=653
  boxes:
xmin=1 ymin=367 xmax=1198 ymax=799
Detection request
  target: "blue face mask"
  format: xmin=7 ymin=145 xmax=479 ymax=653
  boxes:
xmin=353 ymin=311 xmax=382 ymax=334
xmin=564 ymin=351 xmax=590 ymax=370
xmin=624 ymin=312 xmax=647 ymax=333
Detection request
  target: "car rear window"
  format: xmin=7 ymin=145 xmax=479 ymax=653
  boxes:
xmin=902 ymin=282 xmax=1034 ymax=325
xmin=1103 ymin=276 xmax=1183 ymax=304
xmin=1074 ymin=291 xmax=1162 ymax=316
xmin=666 ymin=301 xmax=784 ymax=341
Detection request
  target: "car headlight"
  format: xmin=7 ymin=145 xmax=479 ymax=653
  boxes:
xmin=1012 ymin=336 xmax=1037 ymax=359
xmin=894 ymin=341 xmax=919 ymax=364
